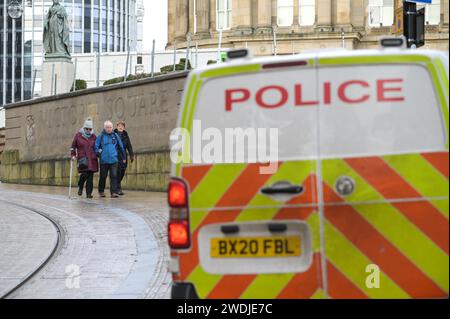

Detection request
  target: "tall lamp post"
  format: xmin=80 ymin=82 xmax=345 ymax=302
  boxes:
xmin=7 ymin=0 xmax=23 ymax=104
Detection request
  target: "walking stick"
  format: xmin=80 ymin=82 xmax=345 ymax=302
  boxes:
xmin=69 ymin=157 xmax=74 ymax=199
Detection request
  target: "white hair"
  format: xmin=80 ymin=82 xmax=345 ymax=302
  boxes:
xmin=104 ymin=120 xmax=113 ymax=128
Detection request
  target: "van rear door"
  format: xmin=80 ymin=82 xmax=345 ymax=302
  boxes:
xmin=317 ymin=55 xmax=449 ymax=298
xmin=174 ymin=61 xmax=326 ymax=299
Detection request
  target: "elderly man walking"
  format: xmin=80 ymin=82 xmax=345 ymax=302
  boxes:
xmin=95 ymin=121 xmax=125 ymax=198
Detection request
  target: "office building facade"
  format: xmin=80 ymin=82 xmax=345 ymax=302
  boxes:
xmin=167 ymin=0 xmax=448 ymax=54
xmin=1 ymin=0 xmax=142 ymax=107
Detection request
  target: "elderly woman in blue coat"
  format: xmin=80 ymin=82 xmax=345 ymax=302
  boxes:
xmin=95 ymin=120 xmax=125 ymax=198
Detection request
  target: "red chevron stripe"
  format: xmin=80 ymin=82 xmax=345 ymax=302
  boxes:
xmin=271 ymin=182 xmax=321 ymax=298
xmin=179 ymin=209 xmax=242 ymax=280
xmin=392 ymin=201 xmax=449 ymax=254
xmin=215 ymin=163 xmax=275 ymax=208
xmin=273 ymin=206 xmax=316 ymax=221
xmin=274 ymin=205 xmax=321 ymax=298
xmin=284 ymin=174 xmax=318 ymax=205
xmin=207 ymin=275 xmax=257 ymax=299
xmin=277 ymin=253 xmax=323 ymax=299
xmin=421 ymin=152 xmax=449 ymax=179
xmin=345 ymin=156 xmax=449 ymax=254
xmin=324 ymin=184 xmax=447 ymax=298
xmin=327 ymin=261 xmax=368 ymax=299
xmin=179 ymin=164 xmax=278 ymax=280
xmin=182 ymin=165 xmax=213 ymax=192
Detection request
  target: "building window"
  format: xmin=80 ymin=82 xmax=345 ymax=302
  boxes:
xmin=368 ymin=0 xmax=394 ymax=27
xmin=299 ymin=0 xmax=315 ymax=26
xmin=278 ymin=0 xmax=294 ymax=26
xmin=217 ymin=0 xmax=232 ymax=30
xmin=418 ymin=0 xmax=441 ymax=25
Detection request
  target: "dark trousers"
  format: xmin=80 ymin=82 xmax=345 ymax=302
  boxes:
xmin=78 ymin=171 xmax=94 ymax=196
xmin=118 ymin=165 xmax=127 ymax=191
xmin=98 ymin=163 xmax=119 ymax=194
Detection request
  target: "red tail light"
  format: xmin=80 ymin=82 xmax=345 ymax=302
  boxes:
xmin=168 ymin=178 xmax=190 ymax=249
xmin=168 ymin=179 xmax=187 ymax=207
xmin=168 ymin=220 xmax=190 ymax=249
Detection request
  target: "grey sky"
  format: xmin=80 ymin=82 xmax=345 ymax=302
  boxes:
xmin=142 ymin=0 xmax=168 ymax=51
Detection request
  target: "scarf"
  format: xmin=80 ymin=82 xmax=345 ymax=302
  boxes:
xmin=80 ymin=128 xmax=93 ymax=140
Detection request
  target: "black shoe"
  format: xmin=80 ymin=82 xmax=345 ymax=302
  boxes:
xmin=118 ymin=191 xmax=124 ymax=196
xmin=111 ymin=193 xmax=120 ymax=198
xmin=78 ymin=188 xmax=83 ymax=196
xmin=87 ymin=195 xmax=93 ymax=199
xmin=99 ymin=192 xmax=106 ymax=198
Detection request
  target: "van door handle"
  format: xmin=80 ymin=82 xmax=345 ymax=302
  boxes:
xmin=221 ymin=225 xmax=240 ymax=234
xmin=261 ymin=182 xmax=304 ymax=195
xmin=268 ymin=223 xmax=287 ymax=233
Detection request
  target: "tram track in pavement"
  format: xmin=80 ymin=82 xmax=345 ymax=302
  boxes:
xmin=0 ymin=199 xmax=65 ymax=299
xmin=0 ymin=188 xmax=171 ymax=299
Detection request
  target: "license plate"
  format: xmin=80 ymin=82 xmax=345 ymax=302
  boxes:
xmin=211 ymin=236 xmax=301 ymax=258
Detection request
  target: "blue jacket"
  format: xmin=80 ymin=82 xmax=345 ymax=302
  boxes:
xmin=95 ymin=130 xmax=125 ymax=165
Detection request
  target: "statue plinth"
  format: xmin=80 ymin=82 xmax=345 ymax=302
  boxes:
xmin=41 ymin=57 xmax=74 ymax=97
xmin=41 ymin=1 xmax=73 ymax=97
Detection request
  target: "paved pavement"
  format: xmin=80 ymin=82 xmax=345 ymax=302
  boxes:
xmin=0 ymin=183 xmax=171 ymax=299
xmin=0 ymin=201 xmax=58 ymax=297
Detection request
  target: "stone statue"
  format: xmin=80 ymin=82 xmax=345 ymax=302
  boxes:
xmin=43 ymin=0 xmax=71 ymax=59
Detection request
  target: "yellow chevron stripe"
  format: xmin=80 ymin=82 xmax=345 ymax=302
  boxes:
xmin=430 ymin=199 xmax=449 ymax=219
xmin=325 ymin=221 xmax=410 ymax=299
xmin=186 ymin=266 xmax=222 ymax=299
xmin=323 ymin=154 xmax=449 ymax=218
xmin=322 ymin=159 xmax=449 ymax=291
xmin=382 ymin=154 xmax=449 ymax=217
xmin=323 ymin=153 xmax=449 ymax=208
xmin=237 ymin=213 xmax=322 ymax=298
xmin=240 ymin=274 xmax=293 ymax=299
xmin=311 ymin=289 xmax=326 ymax=299
xmin=382 ymin=154 xmax=449 ymax=198
xmin=241 ymin=161 xmax=316 ymax=207
xmin=355 ymin=203 xmax=449 ymax=293
xmin=189 ymin=161 xmax=312 ymax=228
xmin=308 ymin=212 xmax=321 ymax=253
xmin=186 ymin=162 xmax=317 ymax=299
xmin=237 ymin=161 xmax=316 ymax=222
xmin=187 ymin=203 xmax=321 ymax=299
xmin=189 ymin=163 xmax=246 ymax=210
xmin=235 ymin=207 xmax=280 ymax=223
xmin=322 ymin=159 xmax=380 ymax=203
xmin=190 ymin=210 xmax=209 ymax=234
xmin=188 ymin=164 xmax=247 ymax=233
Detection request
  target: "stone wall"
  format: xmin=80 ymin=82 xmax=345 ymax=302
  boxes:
xmin=0 ymin=72 xmax=189 ymax=192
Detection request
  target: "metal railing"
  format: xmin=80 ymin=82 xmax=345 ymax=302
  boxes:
xmin=69 ymin=45 xmax=222 ymax=91
xmin=28 ymin=31 xmax=281 ymax=97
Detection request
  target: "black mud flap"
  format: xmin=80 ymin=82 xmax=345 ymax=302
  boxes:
xmin=171 ymin=282 xmax=200 ymax=299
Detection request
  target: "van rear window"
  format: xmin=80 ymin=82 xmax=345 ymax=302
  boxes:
xmin=191 ymin=64 xmax=446 ymax=162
